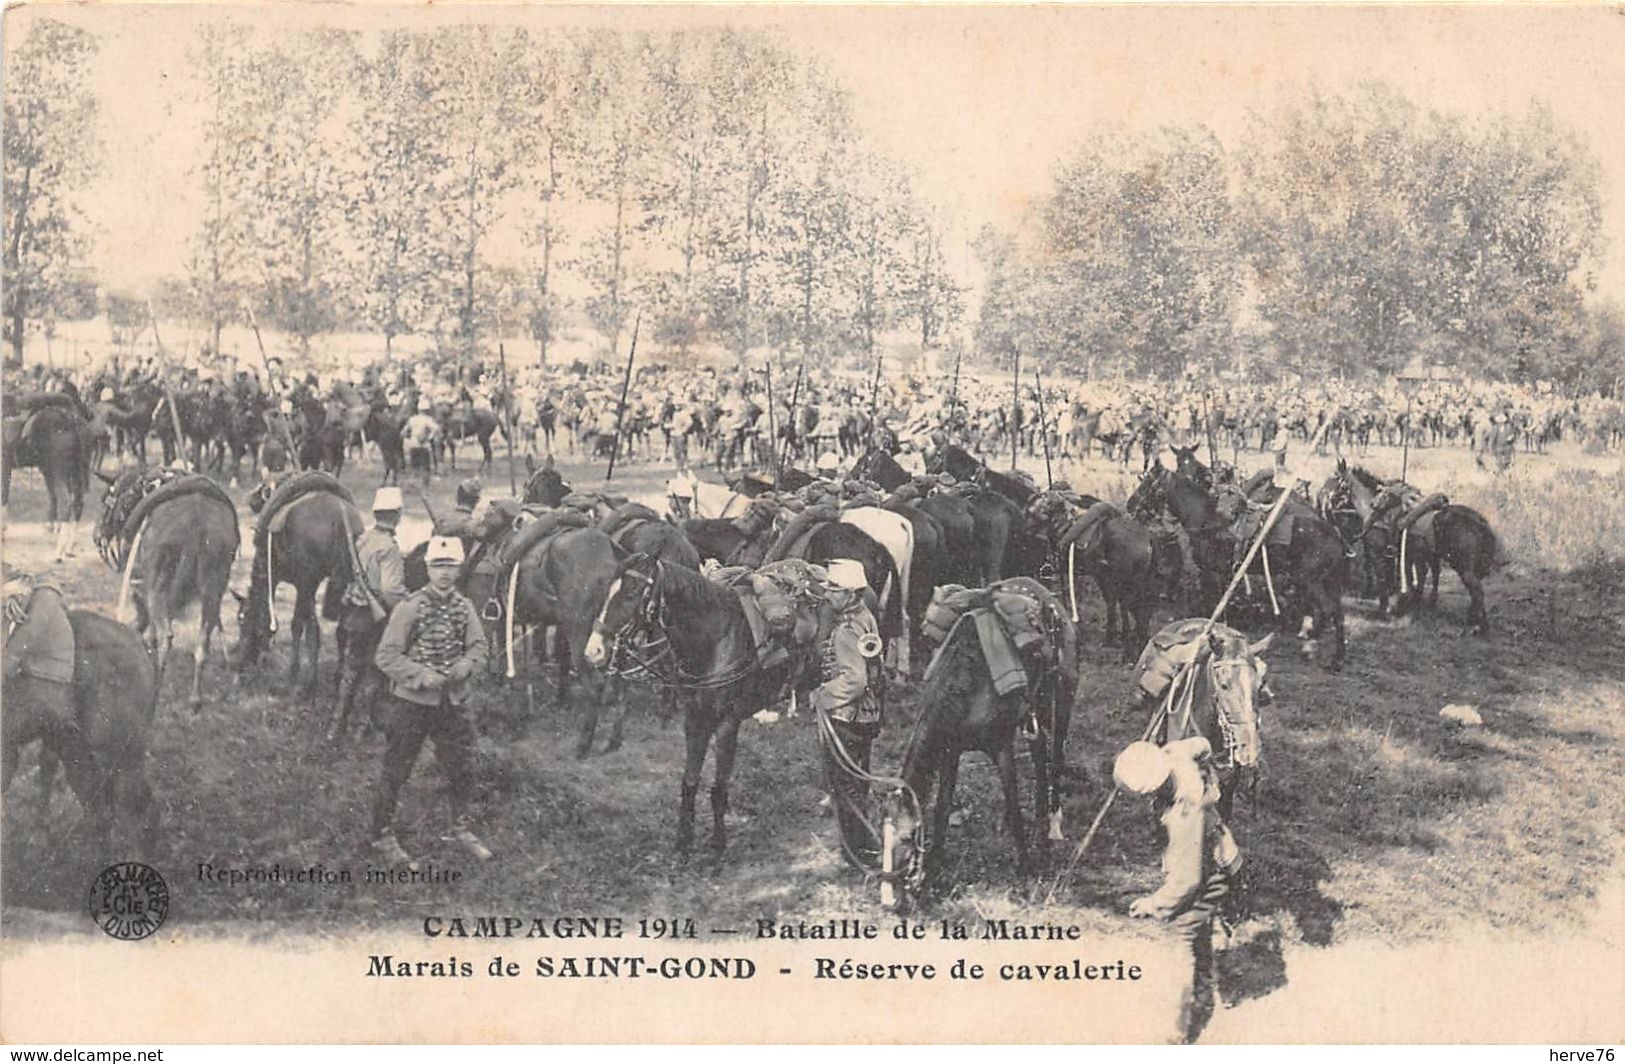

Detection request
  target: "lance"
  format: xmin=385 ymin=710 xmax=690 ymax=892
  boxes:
xmin=1202 ymin=384 xmax=1219 ymax=471
xmin=1011 ymin=347 xmax=1021 ymax=471
xmin=244 ymin=303 xmax=299 ymax=458
xmin=605 ymin=309 xmax=641 ymax=482
xmin=1034 ymin=366 xmax=1053 ymax=489
xmin=777 ymin=360 xmax=806 ymax=489
xmin=949 ymin=345 xmax=963 ymax=430
xmin=497 ymin=342 xmax=519 ymax=496
xmin=868 ymin=349 xmax=884 ymax=429
xmin=762 ymin=361 xmax=777 ymax=481
xmin=145 ymin=301 xmax=189 ymax=466
xmin=1401 ymin=390 xmax=1413 ymax=483
xmin=1046 ymin=415 xmax=1331 ymax=902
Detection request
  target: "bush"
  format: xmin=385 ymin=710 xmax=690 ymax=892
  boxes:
xmin=1441 ymin=465 xmax=1625 ymax=571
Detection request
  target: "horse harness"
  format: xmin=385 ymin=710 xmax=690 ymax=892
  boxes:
xmin=596 ymin=561 xmax=758 ymax=691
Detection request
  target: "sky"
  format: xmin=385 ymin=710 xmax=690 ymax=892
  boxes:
xmin=6 ymin=2 xmax=1625 ymax=302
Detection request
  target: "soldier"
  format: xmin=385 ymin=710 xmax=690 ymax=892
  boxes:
xmin=403 ymin=398 xmax=439 ymax=487
xmin=1115 ymin=736 xmax=1245 ymax=1044
xmin=370 ymin=536 xmax=491 ymax=867
xmin=811 ymin=559 xmax=885 ymax=863
xmin=434 ymin=479 xmax=482 ymax=544
xmin=333 ymin=488 xmax=408 ymax=742
xmin=3 ymin=571 xmax=77 ymax=751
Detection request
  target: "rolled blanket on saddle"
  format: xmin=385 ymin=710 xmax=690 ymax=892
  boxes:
xmin=1396 ymin=492 xmax=1448 ymax=532
xmin=597 ymin=501 xmax=662 ymax=548
xmin=764 ymin=503 xmax=839 ymax=563
xmin=101 ymin=473 xmax=236 ymax=568
xmin=1134 ymin=618 xmax=1250 ymax=700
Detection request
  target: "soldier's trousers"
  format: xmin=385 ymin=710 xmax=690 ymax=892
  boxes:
xmin=823 ymin=717 xmax=881 ymax=863
xmin=1170 ymin=868 xmax=1233 ymax=1044
xmin=370 ymin=695 xmax=476 ymax=837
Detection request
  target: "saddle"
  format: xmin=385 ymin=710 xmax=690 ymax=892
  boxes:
xmin=254 ymin=472 xmax=354 ymax=551
xmin=921 ymin=577 xmax=1071 ymax=697
xmin=1133 ymin=618 xmax=1250 ymax=701
xmin=597 ymin=502 xmax=661 ymax=549
xmin=495 ymin=507 xmax=590 ymax=572
xmin=708 ymin=558 xmax=831 ymax=672
xmin=1057 ymin=501 xmax=1121 ymax=562
xmin=764 ymin=503 xmax=838 ymax=564
xmin=99 ymin=472 xmax=235 ymax=568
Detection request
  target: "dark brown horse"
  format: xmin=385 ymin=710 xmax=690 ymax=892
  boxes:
xmin=522 ymin=455 xmax=571 ymax=507
xmin=95 ymin=472 xmax=240 ymax=710
xmin=583 ymin=553 xmax=825 ymax=854
xmin=2 ymin=403 xmax=92 ymax=533
xmin=925 ymin=441 xmax=1036 ymax=507
xmin=234 ymin=484 xmax=360 ymax=697
xmin=3 ymin=610 xmax=160 ymax=855
xmin=882 ymin=581 xmax=1076 ymax=894
xmin=1027 ymin=491 xmax=1155 ymax=661
xmin=462 ymin=502 xmax=625 ymax=757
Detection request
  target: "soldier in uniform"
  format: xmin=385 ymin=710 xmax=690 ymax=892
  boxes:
xmin=810 ymin=559 xmax=884 ymax=863
xmin=403 ymin=399 xmax=440 ymax=487
xmin=434 ymin=478 xmax=482 ymax=545
xmin=1115 ymin=736 xmax=1245 ymax=1044
xmin=370 ymin=536 xmax=491 ymax=867
xmin=3 ymin=572 xmax=79 ymax=792
xmin=333 ymin=488 xmax=408 ymax=742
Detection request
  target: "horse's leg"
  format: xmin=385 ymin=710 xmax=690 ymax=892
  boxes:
xmin=709 ymin=714 xmax=744 ymax=854
xmin=190 ymin=612 xmax=209 ymax=713
xmin=926 ymin=754 xmax=959 ymax=888
xmin=1460 ymin=566 xmax=1488 ymax=634
xmin=996 ymin=742 xmax=1031 ymax=876
xmin=677 ymin=700 xmax=714 ymax=855
xmin=572 ymin=657 xmax=600 ymax=761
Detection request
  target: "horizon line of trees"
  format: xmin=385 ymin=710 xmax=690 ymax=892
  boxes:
xmin=4 ymin=19 xmax=965 ymax=371
xmin=974 ymin=83 xmax=1624 ymax=394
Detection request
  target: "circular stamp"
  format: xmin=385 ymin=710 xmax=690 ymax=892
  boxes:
xmin=89 ymin=862 xmax=169 ymax=941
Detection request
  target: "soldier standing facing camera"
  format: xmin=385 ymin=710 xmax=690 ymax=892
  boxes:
xmin=370 ymin=536 xmax=491 ymax=868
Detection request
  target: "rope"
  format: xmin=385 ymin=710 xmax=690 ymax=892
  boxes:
xmin=1399 ymin=527 xmax=1410 ymax=596
xmin=1068 ymin=542 xmax=1079 ymax=623
xmin=1262 ymin=543 xmax=1280 ymax=616
xmin=505 ymin=561 xmax=520 ymax=679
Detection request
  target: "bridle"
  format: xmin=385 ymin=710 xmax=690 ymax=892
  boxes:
xmin=593 ymin=561 xmax=756 ymax=690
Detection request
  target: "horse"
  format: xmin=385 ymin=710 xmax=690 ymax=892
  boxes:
xmin=679 ymin=507 xmax=905 ymax=654
xmin=666 ymin=469 xmax=750 ymax=519
xmin=881 ymin=580 xmax=1077 ymax=894
xmin=522 ymin=456 xmax=571 ymax=508
xmin=925 ymin=442 xmax=1035 ymax=507
xmin=233 ymin=483 xmax=361 ymax=698
xmin=1027 ymin=491 xmax=1155 ymax=661
xmin=365 ymin=407 xmax=406 ymax=486
xmin=1338 ymin=467 xmax=1502 ymax=633
xmin=435 ymin=402 xmax=503 ymax=472
xmin=3 ymin=609 xmax=161 ymax=856
xmin=1142 ymin=622 xmax=1273 ymax=820
xmin=94 ymin=472 xmax=240 ymax=711
xmin=1129 ymin=464 xmax=1347 ymax=671
xmin=2 ymin=403 xmax=92 ymax=539
xmin=462 ymin=502 xmax=625 ymax=757
xmin=583 ymin=553 xmax=826 ymax=854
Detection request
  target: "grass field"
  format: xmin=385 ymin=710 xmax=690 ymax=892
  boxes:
xmin=3 ymin=438 xmax=1623 ymax=985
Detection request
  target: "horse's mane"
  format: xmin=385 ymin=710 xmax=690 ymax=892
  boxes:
xmin=645 ymin=557 xmax=738 ymax=614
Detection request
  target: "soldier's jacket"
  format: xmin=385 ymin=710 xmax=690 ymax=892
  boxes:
xmin=3 ymin=586 xmax=75 ymax=685
xmin=1134 ymin=737 xmax=1243 ymax=921
xmin=811 ymin=601 xmax=881 ymax=726
xmin=346 ymin=527 xmax=406 ymax=613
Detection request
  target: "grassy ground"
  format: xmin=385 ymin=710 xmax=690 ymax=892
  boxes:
xmin=3 ymin=438 xmax=1623 ymax=968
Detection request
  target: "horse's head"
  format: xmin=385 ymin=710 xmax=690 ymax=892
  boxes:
xmin=879 ymin=786 xmax=927 ymax=908
xmin=583 ymin=553 xmax=660 ymax=672
xmin=1204 ymin=629 xmax=1273 ymax=770
xmin=665 ymin=471 xmax=698 ymax=520
xmin=1126 ymin=463 xmax=1166 ymax=517
xmin=473 ymin=497 xmax=523 ymax=542
xmin=1024 ymin=491 xmax=1072 ymax=541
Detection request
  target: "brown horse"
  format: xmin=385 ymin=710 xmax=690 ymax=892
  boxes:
xmin=462 ymin=502 xmax=625 ymax=757
xmin=234 ymin=486 xmax=360 ymax=697
xmin=1027 ymin=491 xmax=1155 ymax=661
xmin=883 ymin=581 xmax=1077 ymax=894
xmin=2 ymin=403 xmax=92 ymax=534
xmin=584 ymin=553 xmax=826 ymax=855
xmin=95 ymin=472 xmax=240 ymax=710
xmin=3 ymin=610 xmax=160 ymax=856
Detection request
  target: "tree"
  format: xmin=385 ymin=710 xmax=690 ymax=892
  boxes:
xmin=4 ymin=18 xmax=102 ymax=363
xmin=351 ymin=30 xmax=448 ymax=360
xmin=185 ymin=22 xmax=257 ymax=361
xmin=238 ymin=29 xmax=358 ymax=354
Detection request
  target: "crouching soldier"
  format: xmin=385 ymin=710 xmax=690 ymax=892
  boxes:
xmin=811 ymin=558 xmax=884 ymax=866
xmin=332 ymin=487 xmax=407 ymax=743
xmin=3 ymin=572 xmax=81 ymax=802
xmin=369 ymin=536 xmax=491 ymax=868
xmin=1115 ymin=736 xmax=1244 ymax=1044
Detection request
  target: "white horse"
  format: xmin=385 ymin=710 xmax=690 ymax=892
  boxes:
xmin=665 ymin=469 xmax=751 ymax=520
xmin=839 ymin=506 xmax=914 ymax=672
